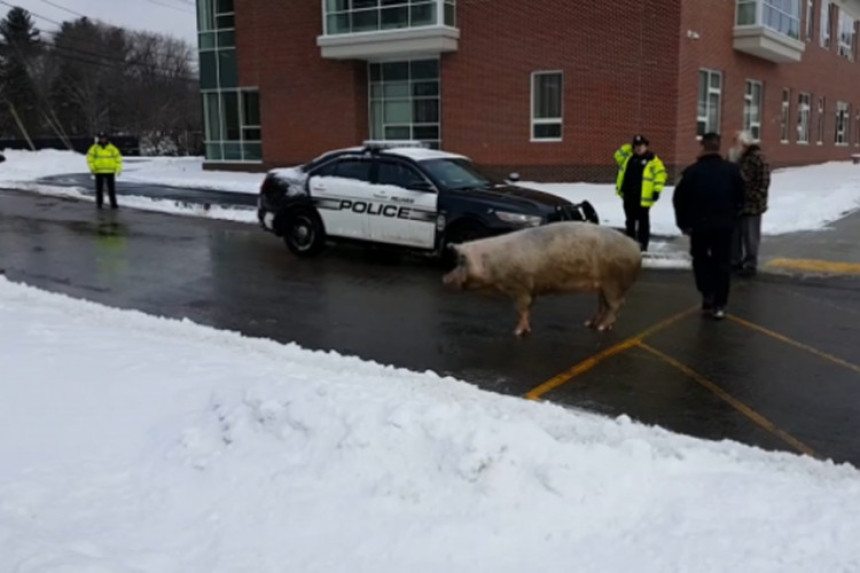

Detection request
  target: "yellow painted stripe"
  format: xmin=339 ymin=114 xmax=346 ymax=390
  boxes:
xmin=524 ymin=305 xmax=698 ymax=400
xmin=766 ymin=258 xmax=860 ymax=275
xmin=637 ymin=341 xmax=819 ymax=459
xmin=728 ymin=315 xmax=860 ymax=375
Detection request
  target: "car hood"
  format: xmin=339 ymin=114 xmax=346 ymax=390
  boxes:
xmin=457 ymin=184 xmax=572 ymax=209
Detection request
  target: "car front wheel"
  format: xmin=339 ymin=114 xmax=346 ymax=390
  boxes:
xmin=281 ymin=207 xmax=326 ymax=257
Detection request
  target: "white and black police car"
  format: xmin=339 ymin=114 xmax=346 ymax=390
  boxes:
xmin=257 ymin=140 xmax=598 ymax=260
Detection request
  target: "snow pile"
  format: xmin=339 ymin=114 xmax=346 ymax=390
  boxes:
xmin=0 ymin=148 xmax=85 ymax=184
xmin=1 ymin=276 xmax=859 ymax=572
xmin=120 ymin=156 xmax=265 ymax=194
xmin=526 ymin=160 xmax=860 ymax=237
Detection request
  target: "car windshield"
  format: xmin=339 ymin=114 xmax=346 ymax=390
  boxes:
xmin=420 ymin=158 xmax=496 ymax=191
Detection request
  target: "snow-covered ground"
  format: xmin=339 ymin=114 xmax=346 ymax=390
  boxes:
xmin=1 ymin=276 xmax=859 ymax=571
xmin=2 ymin=148 xmax=860 ymax=238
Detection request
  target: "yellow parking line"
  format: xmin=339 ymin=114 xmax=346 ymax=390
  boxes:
xmin=766 ymin=258 xmax=860 ymax=275
xmin=524 ymin=305 xmax=698 ymax=400
xmin=636 ymin=341 xmax=819 ymax=459
xmin=728 ymin=315 xmax=860 ymax=376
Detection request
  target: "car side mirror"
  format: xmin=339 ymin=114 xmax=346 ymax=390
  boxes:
xmin=507 ymin=172 xmax=520 ymax=183
xmin=408 ymin=180 xmax=435 ymax=192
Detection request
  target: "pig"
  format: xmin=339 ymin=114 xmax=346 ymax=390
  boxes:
xmin=441 ymin=221 xmax=642 ymax=336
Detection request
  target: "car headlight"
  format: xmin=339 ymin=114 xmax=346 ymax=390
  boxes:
xmin=495 ymin=211 xmax=543 ymax=226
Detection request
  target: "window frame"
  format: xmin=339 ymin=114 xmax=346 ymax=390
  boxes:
xmin=530 ymin=70 xmax=564 ymax=142
xmin=697 ymin=69 xmax=722 ymax=137
xmin=837 ymin=9 xmax=856 ymax=59
xmin=744 ymin=79 xmax=763 ymax=141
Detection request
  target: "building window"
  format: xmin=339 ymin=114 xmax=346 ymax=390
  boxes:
xmin=797 ymin=92 xmax=811 ymax=143
xmin=202 ymin=89 xmax=262 ymax=161
xmin=324 ymin=0 xmax=455 ymax=35
xmin=697 ymin=69 xmax=722 ymax=136
xmin=817 ymin=96 xmax=826 ymax=144
xmin=737 ymin=0 xmax=801 ymax=38
xmin=781 ymin=88 xmax=791 ymax=142
xmin=856 ymin=111 xmax=860 ymax=146
xmin=806 ymin=0 xmax=815 ymax=41
xmin=821 ymin=0 xmax=832 ymax=47
xmin=369 ymin=59 xmax=441 ymax=149
xmin=835 ymin=101 xmax=850 ymax=145
xmin=744 ymin=80 xmax=763 ymax=141
xmin=530 ymin=71 xmax=563 ymax=141
xmin=838 ymin=10 xmax=856 ymax=59
xmin=198 ymin=0 xmax=259 ymax=162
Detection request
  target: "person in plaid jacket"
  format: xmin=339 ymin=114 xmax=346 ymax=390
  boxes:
xmin=728 ymin=130 xmax=770 ymax=277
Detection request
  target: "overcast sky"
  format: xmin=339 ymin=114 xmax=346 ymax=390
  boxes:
xmin=9 ymin=0 xmax=198 ymax=46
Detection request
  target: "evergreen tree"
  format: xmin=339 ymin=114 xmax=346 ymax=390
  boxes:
xmin=0 ymin=7 xmax=42 ymax=139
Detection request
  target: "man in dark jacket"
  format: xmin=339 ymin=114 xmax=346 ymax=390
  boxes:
xmin=728 ymin=130 xmax=771 ymax=277
xmin=673 ymin=132 xmax=746 ymax=319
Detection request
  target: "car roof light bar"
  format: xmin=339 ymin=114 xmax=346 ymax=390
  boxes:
xmin=362 ymin=139 xmax=429 ymax=150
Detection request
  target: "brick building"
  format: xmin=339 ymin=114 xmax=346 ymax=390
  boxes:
xmin=196 ymin=0 xmax=860 ymax=181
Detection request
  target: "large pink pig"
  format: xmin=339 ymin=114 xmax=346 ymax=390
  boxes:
xmin=442 ymin=221 xmax=642 ymax=336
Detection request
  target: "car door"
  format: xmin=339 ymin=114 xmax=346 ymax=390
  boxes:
xmin=307 ymin=156 xmax=374 ymax=241
xmin=369 ymin=158 xmax=439 ymax=249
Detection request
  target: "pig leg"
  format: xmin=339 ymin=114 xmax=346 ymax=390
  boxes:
xmin=514 ymin=293 xmax=533 ymax=337
xmin=596 ymin=283 xmax=626 ymax=332
xmin=585 ymin=291 xmax=608 ymax=329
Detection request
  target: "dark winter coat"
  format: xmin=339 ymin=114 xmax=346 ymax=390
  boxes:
xmin=737 ymin=145 xmax=770 ymax=216
xmin=672 ymin=152 xmax=746 ymax=232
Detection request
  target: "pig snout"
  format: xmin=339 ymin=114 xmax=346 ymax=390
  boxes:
xmin=442 ymin=265 xmax=467 ymax=289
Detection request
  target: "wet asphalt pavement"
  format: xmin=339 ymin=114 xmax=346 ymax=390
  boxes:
xmin=2 ymin=189 xmax=859 ymax=467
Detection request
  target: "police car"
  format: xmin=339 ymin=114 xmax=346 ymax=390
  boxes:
xmin=257 ymin=140 xmax=598 ymax=259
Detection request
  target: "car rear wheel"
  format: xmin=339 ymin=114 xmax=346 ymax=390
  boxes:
xmin=281 ymin=207 xmax=326 ymax=257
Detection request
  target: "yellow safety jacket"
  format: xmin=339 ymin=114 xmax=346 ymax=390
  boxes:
xmin=87 ymin=143 xmax=123 ymax=175
xmin=614 ymin=143 xmax=667 ymax=208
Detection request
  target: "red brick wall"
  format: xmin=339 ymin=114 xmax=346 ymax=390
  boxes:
xmin=234 ymin=0 xmax=368 ymax=167
xmin=443 ymin=0 xmax=683 ymax=181
xmin=676 ymin=0 xmax=860 ymax=172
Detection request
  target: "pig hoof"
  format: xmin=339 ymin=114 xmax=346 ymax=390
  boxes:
xmin=596 ymin=324 xmax=614 ymax=332
xmin=514 ymin=326 xmax=532 ymax=337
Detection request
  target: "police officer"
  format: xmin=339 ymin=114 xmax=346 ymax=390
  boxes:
xmin=614 ymin=135 xmax=667 ymax=252
xmin=86 ymin=131 xmax=123 ymax=209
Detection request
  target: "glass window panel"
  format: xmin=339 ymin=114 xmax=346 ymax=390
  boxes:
xmin=353 ymin=9 xmax=379 ymax=31
xmin=533 ymin=74 xmax=561 ymax=119
xmin=353 ymin=0 xmax=377 ymax=8
xmin=708 ymin=93 xmax=720 ymax=132
xmin=410 ymin=59 xmax=438 ymax=79
xmin=737 ymin=1 xmax=756 ymax=25
xmin=369 ymin=64 xmax=382 ymax=82
xmin=242 ymin=91 xmax=260 ymax=126
xmin=384 ymin=126 xmax=411 ymax=139
xmin=327 ymin=13 xmax=350 ymax=34
xmin=199 ymin=51 xmax=217 ymax=89
xmin=410 ymin=2 xmax=435 ymax=25
xmin=413 ymin=99 xmax=438 ymax=123
xmin=217 ymin=30 xmax=235 ymax=47
xmin=216 ymin=0 xmax=234 ymax=13
xmin=243 ymin=128 xmax=261 ymax=141
xmin=371 ymin=101 xmax=384 ymax=138
xmin=412 ymin=125 xmax=439 ymax=140
xmin=710 ymin=71 xmax=720 ymax=89
xmin=222 ymin=91 xmax=240 ymax=140
xmin=326 ymin=0 xmax=349 ymax=11
xmin=377 ymin=161 xmax=425 ymax=187
xmin=383 ymin=100 xmax=411 ymax=123
xmin=204 ymin=93 xmax=221 ymax=140
xmin=223 ymin=142 xmax=242 ymax=160
xmin=381 ymin=6 xmax=409 ymax=28
xmin=217 ymin=49 xmax=238 ymax=88
xmin=370 ymin=83 xmax=384 ymax=99
xmin=444 ymin=1 xmax=455 ymax=26
xmin=382 ymin=62 xmax=409 ymax=81
xmin=334 ymin=159 xmax=373 ymax=182
xmin=242 ymin=142 xmax=262 ymax=161
xmin=216 ymin=13 xmax=234 ymax=29
xmin=198 ymin=0 xmax=215 ymax=31
xmin=533 ymin=123 xmax=561 ymax=139
xmin=199 ymin=31 xmax=216 ymax=49
xmin=412 ymin=81 xmax=439 ymax=97
xmin=382 ymin=82 xmax=410 ymax=98
xmin=206 ymin=142 xmax=223 ymax=160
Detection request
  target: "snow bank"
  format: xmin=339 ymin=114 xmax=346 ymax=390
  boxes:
xmin=1 ymin=276 xmax=858 ymax=572
xmin=120 ymin=156 xmax=265 ymax=194
xmin=526 ymin=160 xmax=860 ymax=237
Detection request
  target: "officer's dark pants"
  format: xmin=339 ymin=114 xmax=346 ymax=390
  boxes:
xmin=95 ymin=173 xmax=117 ymax=209
xmin=690 ymin=227 xmax=734 ymax=308
xmin=623 ymin=200 xmax=650 ymax=251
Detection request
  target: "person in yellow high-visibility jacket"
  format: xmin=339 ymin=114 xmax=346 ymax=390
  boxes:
xmin=614 ymin=134 xmax=667 ymax=252
xmin=86 ymin=132 xmax=123 ymax=209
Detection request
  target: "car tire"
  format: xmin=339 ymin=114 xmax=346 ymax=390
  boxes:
xmin=281 ymin=207 xmax=326 ymax=257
